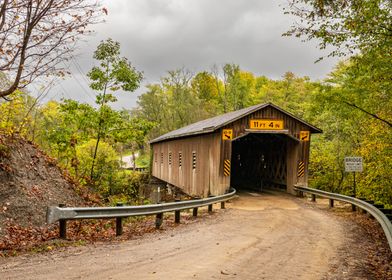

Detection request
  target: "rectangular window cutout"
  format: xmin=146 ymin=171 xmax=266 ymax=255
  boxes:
xmin=169 ymin=152 xmax=172 ymax=166
xmin=179 ymin=152 xmax=182 ymax=168
xmin=160 ymin=152 xmax=163 ymax=164
xmin=192 ymin=151 xmax=196 ymax=170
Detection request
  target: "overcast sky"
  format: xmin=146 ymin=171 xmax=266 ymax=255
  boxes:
xmin=34 ymin=0 xmax=339 ymax=110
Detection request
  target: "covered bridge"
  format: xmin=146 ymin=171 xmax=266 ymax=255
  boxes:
xmin=150 ymin=103 xmax=321 ymax=197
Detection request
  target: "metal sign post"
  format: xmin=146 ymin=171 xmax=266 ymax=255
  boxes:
xmin=344 ymin=157 xmax=363 ymax=199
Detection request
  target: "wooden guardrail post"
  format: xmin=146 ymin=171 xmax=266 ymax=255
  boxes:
xmin=174 ymin=199 xmax=181 ymax=223
xmin=329 ymin=199 xmax=334 ymax=208
xmin=311 ymin=194 xmax=316 ymax=202
xmin=155 ymin=213 xmax=163 ymax=229
xmin=221 ymin=202 xmax=225 ymax=209
xmin=59 ymin=204 xmax=67 ymax=239
xmin=193 ymin=207 xmax=198 ymax=217
xmin=116 ymin=203 xmax=124 ymax=236
xmin=208 ymin=195 xmax=214 ymax=213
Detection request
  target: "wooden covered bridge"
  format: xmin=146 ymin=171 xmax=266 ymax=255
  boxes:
xmin=150 ymin=103 xmax=321 ymax=197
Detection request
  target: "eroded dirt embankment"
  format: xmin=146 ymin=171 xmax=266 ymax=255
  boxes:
xmin=0 ymin=136 xmax=86 ymax=229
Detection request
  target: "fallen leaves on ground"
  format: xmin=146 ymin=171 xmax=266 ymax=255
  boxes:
xmin=0 ymin=210 xmax=214 ymax=257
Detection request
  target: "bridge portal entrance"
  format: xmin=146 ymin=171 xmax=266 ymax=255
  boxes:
xmin=230 ymin=133 xmax=292 ymax=192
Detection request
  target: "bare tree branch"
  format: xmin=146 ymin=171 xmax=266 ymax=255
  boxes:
xmin=342 ymin=100 xmax=392 ymax=128
xmin=0 ymin=0 xmax=102 ymax=98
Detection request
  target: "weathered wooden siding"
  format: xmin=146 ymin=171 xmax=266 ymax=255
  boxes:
xmin=152 ymin=133 xmax=223 ymax=197
xmin=152 ymin=105 xmax=314 ymax=197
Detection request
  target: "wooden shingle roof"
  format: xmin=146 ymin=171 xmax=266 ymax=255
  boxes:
xmin=150 ymin=102 xmax=322 ymax=144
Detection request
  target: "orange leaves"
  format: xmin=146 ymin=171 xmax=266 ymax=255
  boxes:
xmin=0 ymin=221 xmax=58 ymax=253
xmin=0 ymin=217 xmax=155 ymax=256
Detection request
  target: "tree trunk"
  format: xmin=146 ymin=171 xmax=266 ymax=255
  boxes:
xmin=90 ymin=119 xmax=103 ymax=180
xmin=132 ymin=151 xmax=136 ymax=171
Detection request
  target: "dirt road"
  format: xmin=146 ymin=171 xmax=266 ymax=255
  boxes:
xmin=0 ymin=191 xmax=375 ymax=279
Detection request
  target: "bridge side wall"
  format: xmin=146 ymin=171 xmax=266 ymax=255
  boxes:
xmin=151 ymin=132 xmax=228 ymax=197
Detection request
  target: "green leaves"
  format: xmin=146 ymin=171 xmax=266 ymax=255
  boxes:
xmin=284 ymin=0 xmax=392 ymax=58
xmin=283 ymin=0 xmax=391 ymax=205
xmin=93 ymin=38 xmax=120 ymax=62
xmin=88 ymin=38 xmax=143 ymax=104
xmin=32 ymin=98 xmax=154 ymax=201
xmin=87 ymin=67 xmax=107 ymax=92
xmin=111 ymin=58 xmax=143 ymax=92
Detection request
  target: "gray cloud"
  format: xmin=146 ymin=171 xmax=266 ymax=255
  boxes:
xmin=36 ymin=0 xmax=339 ymax=110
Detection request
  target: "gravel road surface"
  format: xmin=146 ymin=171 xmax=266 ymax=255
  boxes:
xmin=0 ymin=191 xmax=375 ymax=279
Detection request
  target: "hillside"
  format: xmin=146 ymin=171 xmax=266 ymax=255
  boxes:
xmin=0 ymin=135 xmax=88 ymax=237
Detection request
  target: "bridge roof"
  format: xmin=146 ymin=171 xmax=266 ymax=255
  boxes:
xmin=150 ymin=102 xmax=322 ymax=144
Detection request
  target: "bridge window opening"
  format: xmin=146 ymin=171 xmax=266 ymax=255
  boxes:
xmin=154 ymin=153 xmax=157 ymax=163
xmin=230 ymin=133 xmax=287 ymax=192
xmin=192 ymin=151 xmax=196 ymax=170
xmin=160 ymin=152 xmax=163 ymax=164
xmin=169 ymin=152 xmax=172 ymax=166
xmin=179 ymin=152 xmax=182 ymax=168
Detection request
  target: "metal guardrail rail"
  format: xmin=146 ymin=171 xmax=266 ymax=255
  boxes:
xmin=295 ymin=185 xmax=392 ymax=251
xmin=47 ymin=188 xmax=237 ymax=238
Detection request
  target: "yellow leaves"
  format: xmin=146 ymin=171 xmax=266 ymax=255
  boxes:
xmin=0 ymin=91 xmax=34 ymax=137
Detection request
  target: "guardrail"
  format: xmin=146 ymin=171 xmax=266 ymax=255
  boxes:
xmin=47 ymin=188 xmax=237 ymax=239
xmin=295 ymin=185 xmax=392 ymax=251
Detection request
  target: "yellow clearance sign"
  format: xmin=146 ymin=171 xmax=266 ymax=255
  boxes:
xmin=249 ymin=119 xmax=284 ymax=130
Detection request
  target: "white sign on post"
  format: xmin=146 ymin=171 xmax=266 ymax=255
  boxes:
xmin=344 ymin=157 xmax=363 ymax=172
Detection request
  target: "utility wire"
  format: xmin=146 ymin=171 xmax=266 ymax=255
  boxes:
xmin=70 ymin=56 xmax=97 ymax=103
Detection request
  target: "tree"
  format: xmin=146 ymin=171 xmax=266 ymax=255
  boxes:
xmin=284 ymin=0 xmax=392 ymax=127
xmin=162 ymin=69 xmax=207 ymax=130
xmin=76 ymin=139 xmax=119 ymax=195
xmin=110 ymin=112 xmax=155 ymax=170
xmin=0 ymin=89 xmax=34 ymax=135
xmin=135 ymin=84 xmax=167 ymax=138
xmin=191 ymin=71 xmax=222 ymax=115
xmin=88 ymin=38 xmax=143 ymax=179
xmin=0 ymin=0 xmax=102 ymax=98
xmin=222 ymin=64 xmax=255 ymax=111
xmin=283 ymin=0 xmax=392 ymax=57
xmin=191 ymin=71 xmax=219 ymax=101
